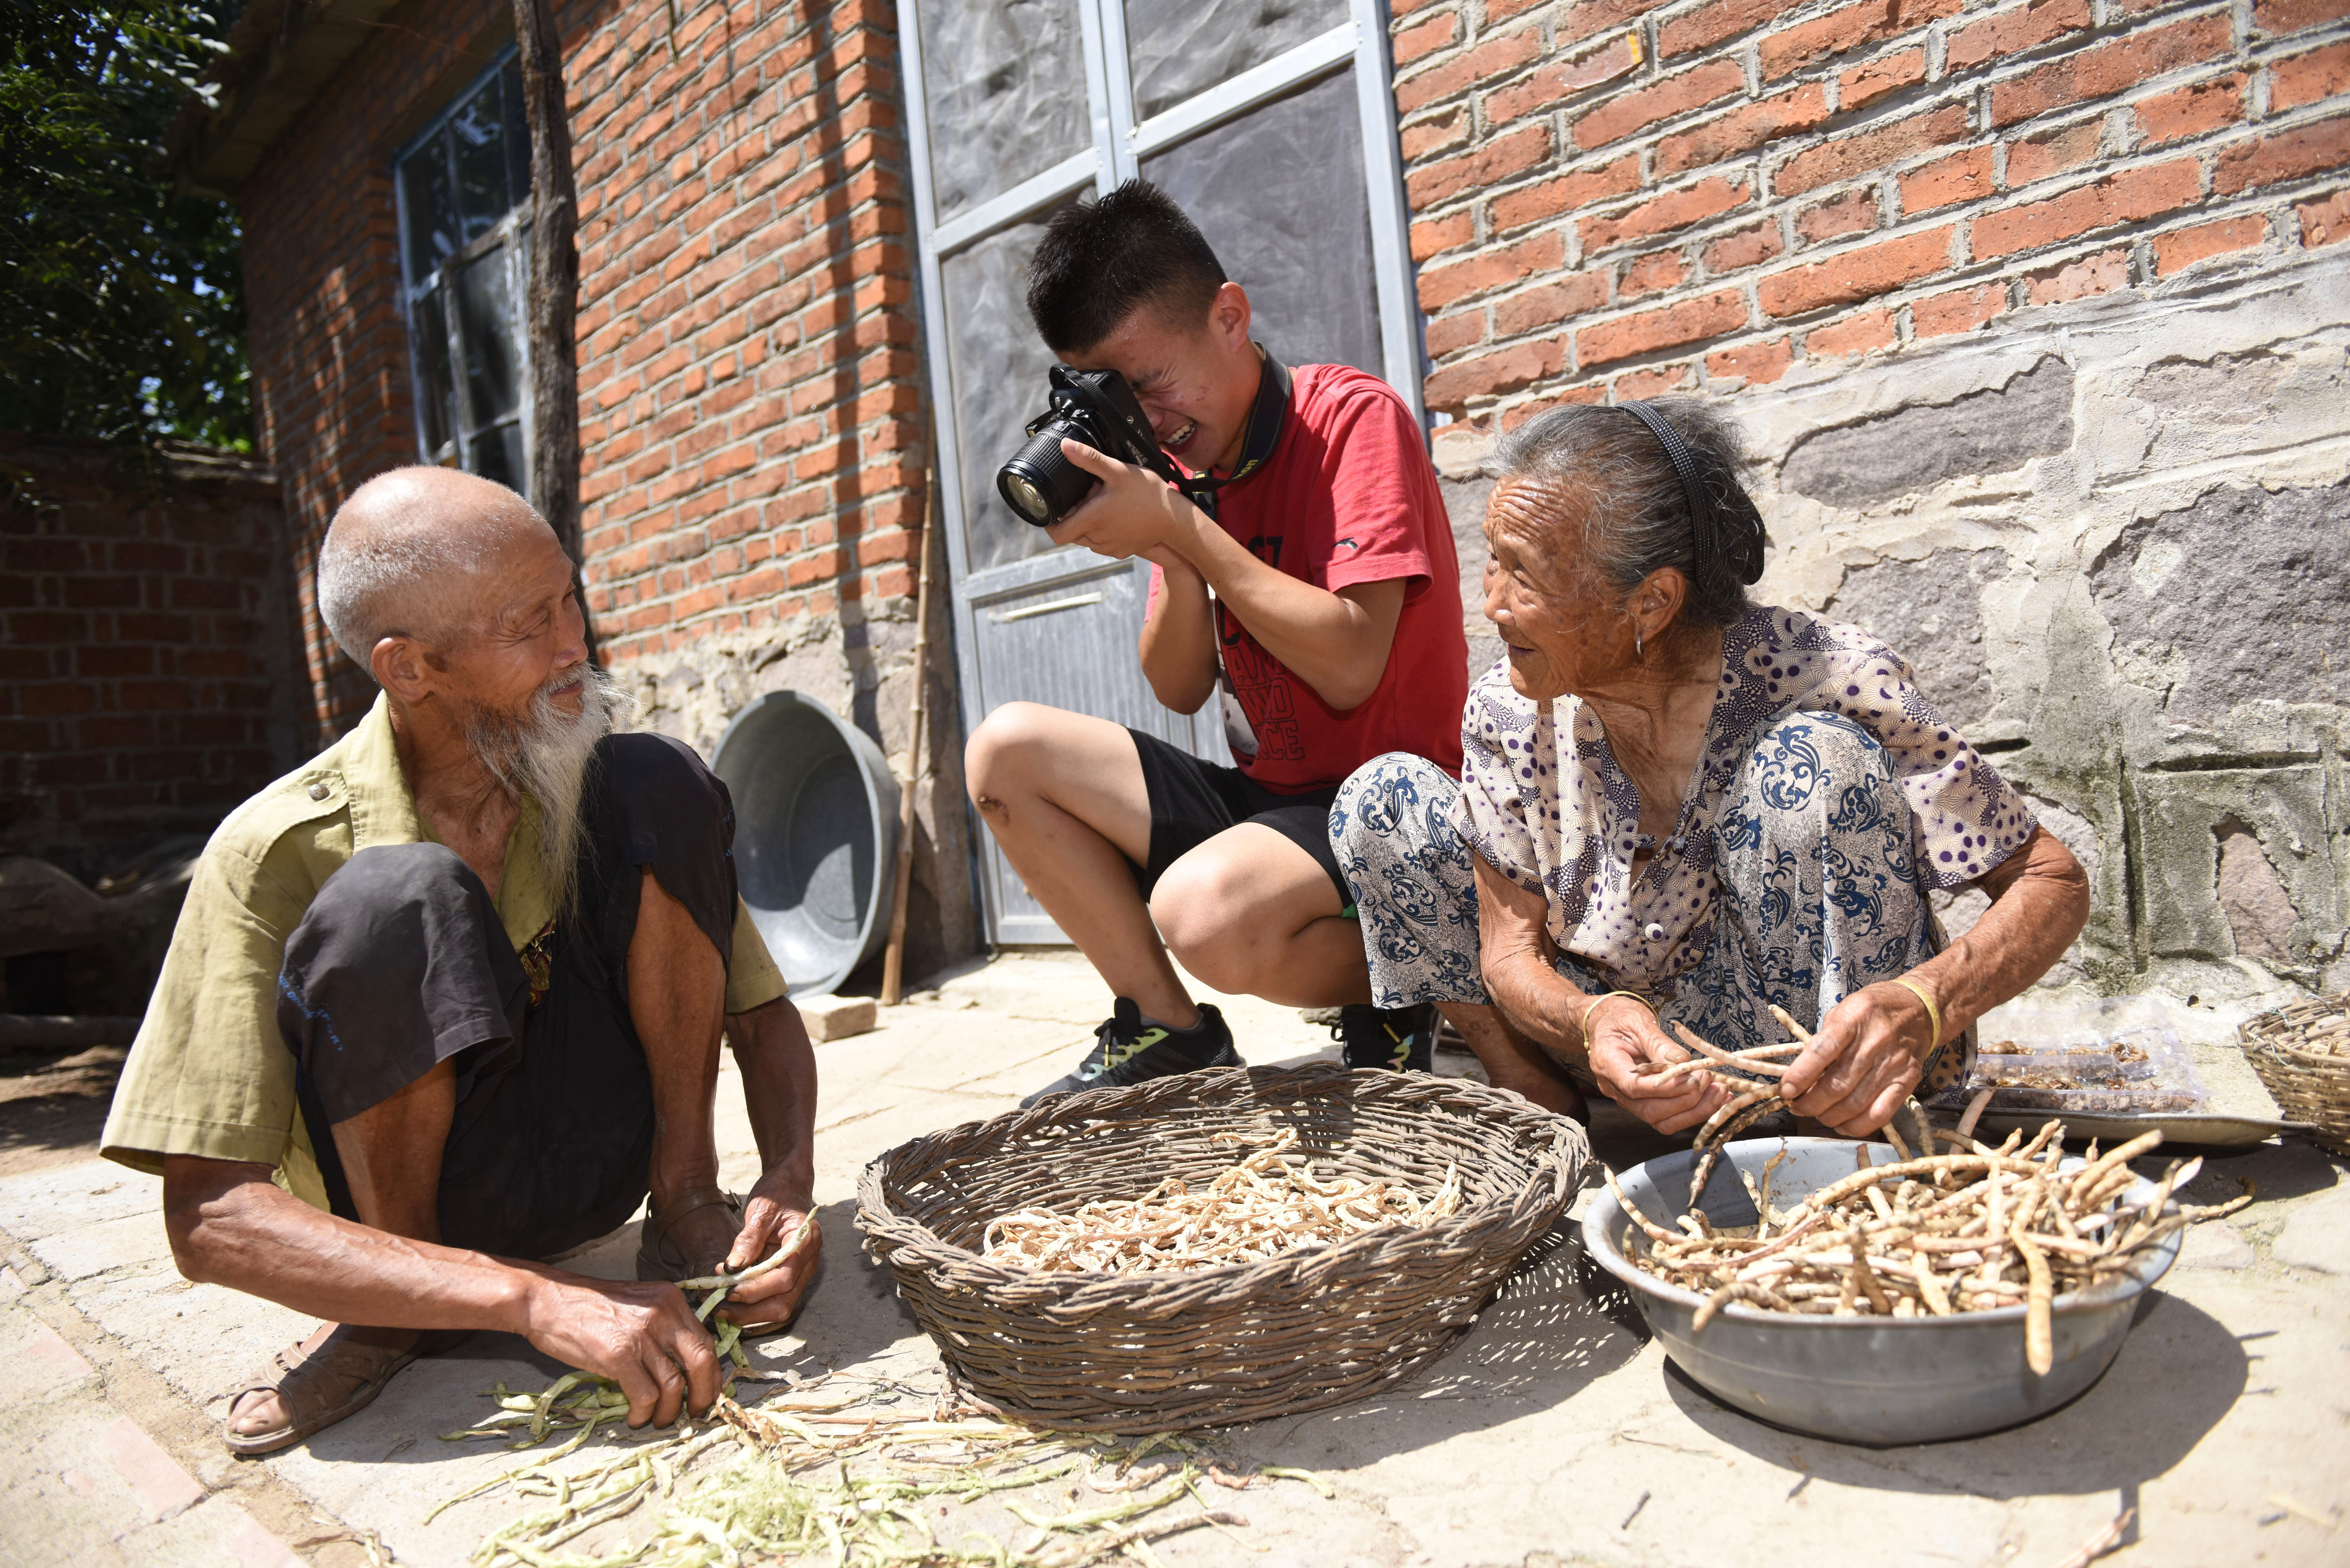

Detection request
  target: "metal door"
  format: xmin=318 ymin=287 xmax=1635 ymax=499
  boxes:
xmin=899 ymin=0 xmax=1424 ymax=944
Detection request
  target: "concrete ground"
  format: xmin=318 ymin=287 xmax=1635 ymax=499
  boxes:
xmin=2 ymin=950 xmax=2346 ymax=1568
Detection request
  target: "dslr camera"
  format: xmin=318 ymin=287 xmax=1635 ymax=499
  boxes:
xmin=996 ymin=365 xmax=1195 ymax=527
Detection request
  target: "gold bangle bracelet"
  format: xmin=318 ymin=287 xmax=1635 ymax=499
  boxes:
xmin=1890 ymin=975 xmax=1942 ymax=1054
xmin=1581 ymin=989 xmax=1654 ymax=1043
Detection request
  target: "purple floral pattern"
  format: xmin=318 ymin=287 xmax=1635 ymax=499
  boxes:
xmin=1450 ymin=603 xmax=2037 ymax=993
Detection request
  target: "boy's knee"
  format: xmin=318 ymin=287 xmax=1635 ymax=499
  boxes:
xmin=1149 ymin=858 xmax=1248 ymax=976
xmin=964 ymin=701 xmax=1058 ymax=802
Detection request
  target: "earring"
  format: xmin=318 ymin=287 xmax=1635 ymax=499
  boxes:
xmin=1635 ymin=633 xmax=1645 ymax=657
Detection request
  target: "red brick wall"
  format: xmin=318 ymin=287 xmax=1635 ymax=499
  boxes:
xmin=234 ymin=0 xmax=929 ymax=736
xmin=568 ymin=0 xmax=926 ymax=669
xmin=222 ymin=0 xmax=973 ymax=972
xmin=1393 ymin=0 xmax=2350 ymax=423
xmin=236 ymin=0 xmax=514 ymax=744
xmin=0 ymin=439 xmax=295 ymax=877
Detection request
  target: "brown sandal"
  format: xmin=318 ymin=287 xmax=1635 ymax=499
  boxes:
xmin=635 ymin=1184 xmax=744 ymax=1282
xmin=222 ymin=1328 xmax=425 ymax=1456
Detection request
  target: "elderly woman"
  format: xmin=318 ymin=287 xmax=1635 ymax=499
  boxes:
xmin=1330 ymin=400 xmax=2089 ymax=1136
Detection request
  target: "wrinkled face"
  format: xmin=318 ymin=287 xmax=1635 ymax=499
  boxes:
xmin=434 ymin=523 xmax=590 ymax=721
xmin=1061 ymin=284 xmax=1258 ymax=473
xmin=1480 ymin=478 xmax=1624 ymax=702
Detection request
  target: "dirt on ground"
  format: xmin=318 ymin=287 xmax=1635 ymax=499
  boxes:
xmin=0 ymin=1042 xmax=126 ymax=1178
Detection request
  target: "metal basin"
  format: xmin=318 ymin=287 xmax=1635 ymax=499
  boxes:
xmin=1582 ymin=1137 xmax=2182 ymax=1445
xmin=710 ymin=691 xmax=899 ymax=998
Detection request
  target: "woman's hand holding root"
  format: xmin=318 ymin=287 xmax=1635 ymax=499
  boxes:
xmin=1589 ymin=1001 xmax=1733 ymax=1135
xmin=1778 ymin=982 xmax=1935 ymax=1135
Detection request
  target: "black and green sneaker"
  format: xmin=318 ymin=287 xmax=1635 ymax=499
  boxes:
xmin=1335 ymin=1002 xmax=1436 ymax=1073
xmin=1020 ymin=998 xmax=1242 ymax=1107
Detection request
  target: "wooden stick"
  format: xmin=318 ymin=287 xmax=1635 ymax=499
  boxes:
xmin=2049 ymin=1509 xmax=2134 ymax=1568
xmin=1668 ymin=1020 xmax=1792 ymax=1077
xmin=880 ymin=462 xmax=939 ymax=1006
xmin=1957 ymin=1086 xmax=1995 ymax=1140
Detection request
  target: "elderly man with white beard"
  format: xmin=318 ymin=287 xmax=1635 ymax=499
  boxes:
xmin=99 ymin=467 xmax=822 ymax=1455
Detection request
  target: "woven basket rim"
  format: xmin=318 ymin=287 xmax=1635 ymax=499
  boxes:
xmin=2240 ymin=996 xmax=2350 ymax=1060
xmin=856 ymin=1064 xmax=1583 ymax=1295
xmin=2240 ymin=993 xmax=2349 ymax=1028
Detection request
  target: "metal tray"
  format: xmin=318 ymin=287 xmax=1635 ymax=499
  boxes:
xmin=1969 ymin=1108 xmax=2312 ymax=1149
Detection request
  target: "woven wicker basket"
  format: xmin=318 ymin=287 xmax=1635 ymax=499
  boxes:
xmin=854 ymin=1063 xmax=1586 ymax=1433
xmin=2240 ymin=993 xmax=2350 ymax=1155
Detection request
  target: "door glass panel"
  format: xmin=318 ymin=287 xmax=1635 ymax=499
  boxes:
xmin=1140 ymin=69 xmax=1381 ymax=379
xmin=450 ymin=78 xmax=513 ymax=245
xmin=398 ymin=133 xmax=457 ymax=278
xmin=1124 ymin=0 xmax=1348 ymax=122
xmin=940 ymin=205 xmax=1074 ymax=573
xmin=917 ymin=0 xmax=1090 ymax=222
xmin=410 ymin=290 xmax=457 ymax=459
xmin=474 ymin=420 xmax=526 ymax=490
xmin=500 ymin=60 xmax=533 ymax=215
xmin=456 ymin=250 xmax=523 ymax=426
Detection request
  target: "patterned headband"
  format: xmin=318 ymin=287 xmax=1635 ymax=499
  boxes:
xmin=1616 ymin=400 xmax=1767 ymax=593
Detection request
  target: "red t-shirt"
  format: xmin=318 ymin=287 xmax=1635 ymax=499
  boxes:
xmin=1148 ymin=363 xmax=1469 ymax=793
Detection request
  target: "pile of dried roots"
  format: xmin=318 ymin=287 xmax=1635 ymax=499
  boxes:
xmin=1612 ymin=1117 xmax=2252 ymax=1372
xmin=979 ymin=1129 xmax=1462 ymax=1274
xmin=441 ymin=1365 xmax=1333 ymax=1567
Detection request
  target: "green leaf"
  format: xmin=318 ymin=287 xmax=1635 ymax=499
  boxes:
xmin=0 ymin=1 xmax=251 ymax=451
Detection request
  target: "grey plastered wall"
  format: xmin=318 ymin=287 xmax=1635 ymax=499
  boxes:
xmin=1431 ymin=249 xmax=2350 ymax=1016
xmin=620 ymin=584 xmax=982 ymax=990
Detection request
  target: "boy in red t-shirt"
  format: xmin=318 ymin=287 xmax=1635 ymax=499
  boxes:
xmin=964 ymin=181 xmax=1469 ymax=1104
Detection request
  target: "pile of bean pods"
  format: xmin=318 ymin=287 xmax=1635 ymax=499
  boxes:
xmin=1613 ymin=1116 xmax=2251 ymax=1372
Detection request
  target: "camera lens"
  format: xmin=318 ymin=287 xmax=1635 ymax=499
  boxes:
xmin=997 ymin=420 xmax=1098 ymax=526
xmin=1003 ymin=472 xmax=1048 ymax=522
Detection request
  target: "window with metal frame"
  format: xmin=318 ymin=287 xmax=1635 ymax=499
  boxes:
xmin=394 ymin=52 xmax=536 ymax=497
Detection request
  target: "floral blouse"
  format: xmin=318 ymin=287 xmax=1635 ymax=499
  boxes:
xmin=1450 ymin=604 xmax=2037 ymax=991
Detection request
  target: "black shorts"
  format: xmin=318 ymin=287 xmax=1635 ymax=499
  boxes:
xmin=1125 ymin=728 xmax=1348 ymax=904
xmin=274 ymin=733 xmax=741 ymax=1262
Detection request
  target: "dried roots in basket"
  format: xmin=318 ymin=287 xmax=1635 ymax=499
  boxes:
xmin=1613 ymin=1119 xmax=2252 ymax=1372
xmin=980 ymin=1128 xmax=1462 ymax=1274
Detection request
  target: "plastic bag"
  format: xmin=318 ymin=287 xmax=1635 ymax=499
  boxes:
xmin=1927 ymin=998 xmax=2207 ymax=1115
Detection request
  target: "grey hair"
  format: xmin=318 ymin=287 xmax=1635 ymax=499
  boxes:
xmin=315 ymin=470 xmax=540 ymax=667
xmin=1489 ymin=397 xmax=1759 ymax=629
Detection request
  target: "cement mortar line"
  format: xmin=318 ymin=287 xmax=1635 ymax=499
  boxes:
xmin=0 ymin=1233 xmax=360 ymax=1568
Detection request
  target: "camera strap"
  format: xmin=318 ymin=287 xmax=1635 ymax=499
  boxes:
xmin=1177 ymin=345 xmax=1292 ymax=520
xmin=1182 ymin=346 xmax=1292 ymax=761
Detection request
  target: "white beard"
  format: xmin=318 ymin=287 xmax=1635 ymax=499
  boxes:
xmin=462 ymin=665 xmax=634 ymax=921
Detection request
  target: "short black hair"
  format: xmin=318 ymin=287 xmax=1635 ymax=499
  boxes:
xmin=1025 ymin=179 xmax=1228 ymax=354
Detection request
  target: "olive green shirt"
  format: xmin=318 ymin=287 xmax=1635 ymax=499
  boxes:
xmin=100 ymin=694 xmax=788 ymax=1209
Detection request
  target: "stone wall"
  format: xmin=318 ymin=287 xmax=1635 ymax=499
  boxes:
xmin=1431 ymin=248 xmax=2350 ymax=1013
